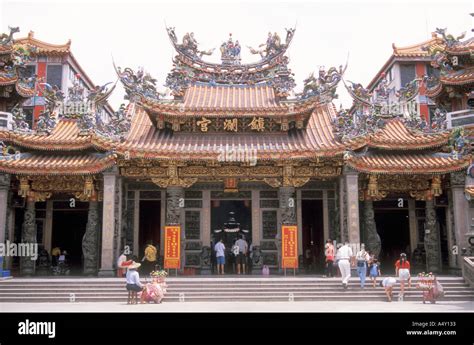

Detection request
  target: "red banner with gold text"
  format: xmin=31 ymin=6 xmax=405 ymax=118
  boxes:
xmin=281 ymin=225 xmax=298 ymax=269
xmin=164 ymin=226 xmax=181 ymax=269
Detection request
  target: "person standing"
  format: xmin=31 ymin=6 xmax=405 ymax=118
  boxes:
xmin=369 ymin=258 xmax=381 ymax=288
xmin=125 ymin=262 xmax=143 ymax=304
xmin=141 ymin=243 xmax=158 ymax=275
xmin=324 ymin=239 xmax=335 ymax=278
xmin=336 ymin=241 xmax=353 ymax=289
xmin=355 ymin=244 xmax=370 ymax=289
xmin=235 ymin=235 xmax=248 ymax=275
xmin=395 ymin=253 xmax=411 ymax=300
xmin=214 ymin=239 xmax=226 ymax=275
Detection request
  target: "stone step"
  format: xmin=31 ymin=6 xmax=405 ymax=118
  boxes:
xmin=1 ymin=295 xmax=473 ymax=303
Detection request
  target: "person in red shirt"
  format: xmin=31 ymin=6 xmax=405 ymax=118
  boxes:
xmin=395 ymin=253 xmax=411 ymax=300
xmin=324 ymin=239 xmax=335 ymax=278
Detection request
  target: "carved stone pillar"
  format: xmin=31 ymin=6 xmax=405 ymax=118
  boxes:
xmin=364 ymin=199 xmax=381 ymax=258
xmin=99 ymin=169 xmax=118 ymax=277
xmin=166 ymin=186 xmax=185 ymax=270
xmin=344 ymin=169 xmax=360 ymax=244
xmin=424 ymin=199 xmax=441 ymax=273
xmin=450 ymin=172 xmax=469 ymax=265
xmin=277 ymin=186 xmax=296 ymax=269
xmin=83 ymin=200 xmax=99 ymax=276
xmin=0 ymin=174 xmax=10 ymax=244
xmin=20 ymin=197 xmax=36 ymax=276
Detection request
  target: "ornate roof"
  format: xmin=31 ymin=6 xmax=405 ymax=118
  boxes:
xmin=368 ymin=119 xmax=450 ymax=150
xmin=392 ymin=33 xmax=445 ymax=58
xmin=0 ymin=119 xmax=116 ymax=151
xmin=346 ymin=152 xmax=470 ymax=175
xmin=14 ymin=31 xmax=71 ymax=55
xmin=112 ymin=103 xmax=346 ymax=160
xmin=0 ymin=152 xmax=116 ymax=175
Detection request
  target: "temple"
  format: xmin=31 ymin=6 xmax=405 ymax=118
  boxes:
xmin=0 ymin=25 xmax=472 ymax=276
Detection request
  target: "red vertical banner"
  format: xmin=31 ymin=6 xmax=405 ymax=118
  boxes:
xmin=281 ymin=225 xmax=298 ymax=269
xmin=164 ymin=226 xmax=181 ymax=269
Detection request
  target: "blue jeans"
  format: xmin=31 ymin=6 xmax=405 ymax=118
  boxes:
xmin=357 ymin=264 xmax=367 ymax=288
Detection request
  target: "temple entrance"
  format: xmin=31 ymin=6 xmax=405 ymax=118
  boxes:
xmin=374 ymin=209 xmax=410 ymax=272
xmin=301 ymin=200 xmax=324 ymax=273
xmin=51 ymin=208 xmax=88 ymax=275
xmin=139 ymin=200 xmax=161 ymax=258
xmin=211 ymin=200 xmax=251 ymax=274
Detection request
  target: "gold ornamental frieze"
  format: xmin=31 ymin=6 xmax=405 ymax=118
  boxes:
xmin=251 ymin=165 xmax=280 ymax=176
xmin=294 ymin=166 xmax=313 ymax=176
xmin=180 ymin=166 xmax=212 ymax=176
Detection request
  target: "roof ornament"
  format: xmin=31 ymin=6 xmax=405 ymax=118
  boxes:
xmin=220 ymin=33 xmax=241 ymax=65
xmin=434 ymin=27 xmax=466 ymax=48
xmin=114 ymin=63 xmax=163 ymax=102
xmin=334 ymin=76 xmax=446 ymax=142
xmin=296 ymin=65 xmax=345 ymax=101
xmin=248 ymin=28 xmax=294 ymax=60
xmin=35 ymin=82 xmax=64 ymax=135
xmin=167 ymin=28 xmax=215 ymax=60
xmin=10 ymin=104 xmax=31 ymax=133
xmin=96 ymin=103 xmax=131 ymax=142
xmin=0 ymin=26 xmax=19 ymax=47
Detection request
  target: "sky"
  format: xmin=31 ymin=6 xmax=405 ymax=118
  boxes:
xmin=1 ymin=0 xmax=473 ymax=110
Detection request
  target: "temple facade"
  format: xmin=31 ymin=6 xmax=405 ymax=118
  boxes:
xmin=0 ymin=26 xmax=472 ymax=276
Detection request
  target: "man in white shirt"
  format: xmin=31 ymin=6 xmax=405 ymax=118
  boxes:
xmin=235 ymin=236 xmax=248 ymax=274
xmin=214 ymin=239 xmax=226 ymax=275
xmin=336 ymin=242 xmax=353 ymax=289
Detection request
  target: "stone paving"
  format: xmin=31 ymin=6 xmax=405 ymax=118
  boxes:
xmin=1 ymin=301 xmax=473 ymax=313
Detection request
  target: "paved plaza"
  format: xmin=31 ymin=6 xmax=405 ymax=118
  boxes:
xmin=2 ymin=301 xmax=473 ymax=313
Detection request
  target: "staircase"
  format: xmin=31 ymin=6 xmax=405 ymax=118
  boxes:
xmin=0 ymin=276 xmax=473 ymax=303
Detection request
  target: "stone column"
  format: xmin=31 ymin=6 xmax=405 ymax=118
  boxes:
xmin=201 ymin=190 xmax=211 ymax=274
xmin=251 ymin=190 xmax=261 ymax=246
xmin=322 ymin=190 xmax=329 ymax=241
xmin=344 ymin=169 xmax=360 ymax=244
xmin=408 ymin=199 xmax=418 ymax=258
xmin=0 ymin=174 xmax=10 ymax=245
xmin=99 ymin=170 xmax=117 ymax=277
xmin=20 ymin=197 xmax=36 ymax=276
xmin=166 ymin=186 xmax=185 ymax=270
xmin=364 ymin=199 xmax=381 ymax=258
xmin=451 ymin=172 xmax=469 ymax=266
xmin=133 ymin=190 xmax=140 ymax=257
xmin=424 ymin=199 xmax=441 ymax=273
xmin=277 ymin=186 xmax=296 ymax=269
xmin=83 ymin=200 xmax=99 ymax=276
xmin=43 ymin=200 xmax=53 ymax=253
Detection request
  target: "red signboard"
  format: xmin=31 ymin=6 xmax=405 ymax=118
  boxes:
xmin=281 ymin=225 xmax=298 ymax=269
xmin=164 ymin=226 xmax=181 ymax=269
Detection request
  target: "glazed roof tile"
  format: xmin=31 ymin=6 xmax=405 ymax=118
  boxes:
xmin=347 ymin=152 xmax=470 ymax=175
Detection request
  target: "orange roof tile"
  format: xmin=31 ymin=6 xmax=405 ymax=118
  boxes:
xmin=14 ymin=31 xmax=70 ymax=55
xmin=141 ymin=83 xmax=318 ymax=117
xmin=0 ymin=152 xmax=116 ymax=175
xmin=347 ymin=153 xmax=470 ymax=175
xmin=183 ymin=83 xmax=281 ymax=111
xmin=3 ymin=120 xmax=92 ymax=151
xmin=392 ymin=34 xmax=444 ymax=57
xmin=116 ymin=103 xmax=346 ymax=160
xmin=369 ymin=119 xmax=450 ymax=150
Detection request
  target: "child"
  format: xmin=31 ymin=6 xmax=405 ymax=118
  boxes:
xmin=380 ymin=277 xmax=397 ymax=302
xmin=369 ymin=258 xmax=381 ymax=288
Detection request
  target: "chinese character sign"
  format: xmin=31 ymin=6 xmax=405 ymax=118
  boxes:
xmin=164 ymin=226 xmax=181 ymax=269
xmin=281 ymin=225 xmax=298 ymax=269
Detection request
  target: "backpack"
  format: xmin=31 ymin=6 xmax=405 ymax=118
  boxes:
xmin=262 ymin=265 xmax=270 ymax=275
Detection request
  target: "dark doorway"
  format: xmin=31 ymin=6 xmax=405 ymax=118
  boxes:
xmin=52 ymin=210 xmax=88 ymax=274
xmin=211 ymin=200 xmax=251 ymax=274
xmin=139 ymin=200 xmax=161 ymax=256
xmin=374 ymin=209 xmax=410 ymax=272
xmin=302 ymin=200 xmax=324 ymax=273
